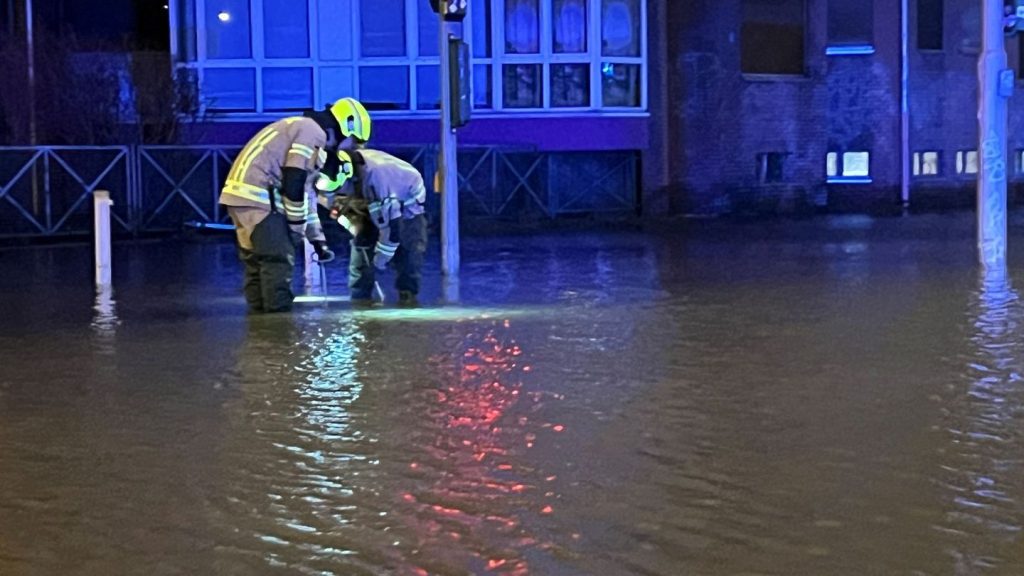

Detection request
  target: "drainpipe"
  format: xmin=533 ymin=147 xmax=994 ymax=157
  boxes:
xmin=901 ymin=0 xmax=911 ymax=210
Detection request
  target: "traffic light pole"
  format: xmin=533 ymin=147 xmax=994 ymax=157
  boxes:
xmin=439 ymin=16 xmax=460 ymax=277
xmin=978 ymin=0 xmax=1009 ymax=270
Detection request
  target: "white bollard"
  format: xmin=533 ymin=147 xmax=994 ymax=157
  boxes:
xmin=93 ymin=190 xmax=113 ymax=287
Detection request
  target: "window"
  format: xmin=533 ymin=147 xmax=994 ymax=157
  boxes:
xmin=319 ymin=0 xmax=353 ymax=60
xmin=602 ymin=0 xmax=640 ymax=57
xmin=1018 ymin=35 xmax=1024 ymax=80
xmin=757 ymin=152 xmax=787 ymax=183
xmin=554 ymin=0 xmax=587 ymax=53
xmin=741 ymin=0 xmax=805 ymax=75
xmin=506 ymin=0 xmax=540 ymax=54
xmin=203 ymin=68 xmax=256 ymax=111
xmin=828 ymin=0 xmax=873 ymax=47
xmin=263 ymin=68 xmax=313 ymax=110
xmin=360 ymin=0 xmax=405 ymax=57
xmin=957 ymin=150 xmax=979 ymax=175
xmin=552 ymin=63 xmax=590 ymax=107
xmin=827 ymin=151 xmax=871 ymax=181
xmin=204 ymin=0 xmax=251 ymax=59
xmin=182 ymin=0 xmax=648 ymax=114
xmin=503 ymin=64 xmax=543 ymax=108
xmin=264 ymin=0 xmax=309 ymax=58
xmin=917 ymin=0 xmax=943 ymax=51
xmin=359 ymin=66 xmax=409 ymax=110
xmin=913 ymin=151 xmax=940 ymax=176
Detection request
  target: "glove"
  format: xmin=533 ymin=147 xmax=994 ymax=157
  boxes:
xmin=373 ymin=240 xmax=398 ymax=271
xmin=312 ymin=241 xmax=335 ymax=263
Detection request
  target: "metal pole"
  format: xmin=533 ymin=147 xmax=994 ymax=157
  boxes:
xmin=94 ymin=190 xmax=113 ymax=287
xmin=303 ymin=239 xmax=316 ymax=290
xmin=900 ymin=0 xmax=910 ymax=210
xmin=978 ymin=0 xmax=1009 ymax=269
xmin=26 ymin=0 xmax=38 ymax=214
xmin=439 ymin=14 xmax=460 ymax=276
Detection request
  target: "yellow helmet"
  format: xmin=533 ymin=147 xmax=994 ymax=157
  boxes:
xmin=316 ymin=150 xmax=354 ymax=193
xmin=330 ymin=98 xmax=372 ymax=143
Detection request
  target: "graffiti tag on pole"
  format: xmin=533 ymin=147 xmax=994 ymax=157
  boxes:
xmin=982 ymin=129 xmax=1006 ymax=183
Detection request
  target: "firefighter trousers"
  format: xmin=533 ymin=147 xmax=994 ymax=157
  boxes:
xmin=349 ymin=214 xmax=428 ymax=301
xmin=229 ymin=206 xmax=297 ymax=313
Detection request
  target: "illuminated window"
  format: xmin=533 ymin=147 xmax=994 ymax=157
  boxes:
xmin=956 ymin=150 xmax=978 ymax=175
xmin=913 ymin=151 xmax=940 ymax=176
xmin=827 ymin=151 xmax=871 ymax=181
xmin=176 ymin=0 xmax=647 ymax=115
xmin=843 ymin=152 xmax=870 ymax=177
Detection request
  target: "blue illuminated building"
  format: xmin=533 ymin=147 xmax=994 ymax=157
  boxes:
xmin=158 ymin=0 xmax=1024 ymax=217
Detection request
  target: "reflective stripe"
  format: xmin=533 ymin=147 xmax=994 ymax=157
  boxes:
xmin=221 ymin=180 xmax=271 ymax=204
xmin=231 ymin=128 xmax=279 ymax=182
xmin=282 ymin=197 xmax=307 ymax=220
xmin=289 ymin=143 xmax=314 ymax=159
xmin=375 ymin=241 xmax=398 ymax=256
xmin=230 ymin=125 xmax=275 ymax=181
xmin=338 ymin=215 xmax=357 ymax=235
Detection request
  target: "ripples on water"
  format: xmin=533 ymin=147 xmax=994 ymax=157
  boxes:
xmin=3 ymin=224 xmax=1024 ymax=575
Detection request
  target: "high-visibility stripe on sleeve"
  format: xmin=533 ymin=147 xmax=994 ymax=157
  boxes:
xmin=288 ymin=143 xmax=315 ymax=160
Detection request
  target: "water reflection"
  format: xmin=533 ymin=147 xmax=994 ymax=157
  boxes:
xmin=399 ymin=322 xmax=543 ymax=575
xmin=941 ymin=267 xmax=1024 ymax=573
xmin=91 ymin=286 xmax=119 ymax=334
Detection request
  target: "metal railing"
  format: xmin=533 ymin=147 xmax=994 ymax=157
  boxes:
xmin=0 ymin=145 xmax=638 ymax=238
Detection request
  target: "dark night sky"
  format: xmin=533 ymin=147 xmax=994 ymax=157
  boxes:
xmin=2 ymin=0 xmax=169 ymax=50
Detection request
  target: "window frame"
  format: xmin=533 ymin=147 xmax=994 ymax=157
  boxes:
xmin=826 ymin=150 xmax=874 ymax=184
xmin=956 ymin=150 xmax=979 ymax=177
xmin=175 ymin=0 xmax=648 ymax=117
xmin=739 ymin=0 xmax=808 ymax=77
xmin=912 ymin=151 xmax=941 ymax=177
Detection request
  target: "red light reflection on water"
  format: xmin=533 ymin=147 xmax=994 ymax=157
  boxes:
xmin=395 ymin=323 xmax=545 ymax=576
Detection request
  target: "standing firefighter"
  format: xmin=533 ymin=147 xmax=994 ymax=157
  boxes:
xmin=330 ymin=149 xmax=428 ymax=306
xmin=220 ymin=98 xmax=372 ymax=313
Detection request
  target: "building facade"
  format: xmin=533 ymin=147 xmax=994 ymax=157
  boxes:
xmin=169 ymin=0 xmax=659 ymax=219
xmin=661 ymin=0 xmax=1024 ymax=216
xmin=167 ymin=0 xmax=1024 ymax=218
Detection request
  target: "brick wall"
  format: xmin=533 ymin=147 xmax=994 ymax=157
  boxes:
xmin=660 ymin=0 xmax=1024 ymax=216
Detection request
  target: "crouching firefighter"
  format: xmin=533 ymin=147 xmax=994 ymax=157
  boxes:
xmin=329 ymin=149 xmax=428 ymax=306
xmin=219 ymin=97 xmax=372 ymax=312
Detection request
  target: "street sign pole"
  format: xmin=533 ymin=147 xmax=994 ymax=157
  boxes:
xmin=439 ymin=12 xmax=460 ymax=276
xmin=978 ymin=0 xmax=1010 ymax=270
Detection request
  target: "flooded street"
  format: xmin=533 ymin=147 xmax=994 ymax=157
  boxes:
xmin=3 ymin=214 xmax=1024 ymax=575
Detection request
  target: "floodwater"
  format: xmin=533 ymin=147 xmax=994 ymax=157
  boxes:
xmin=3 ymin=214 xmax=1024 ymax=575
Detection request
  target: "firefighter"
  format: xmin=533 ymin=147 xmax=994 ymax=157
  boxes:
xmin=329 ymin=149 xmax=428 ymax=307
xmin=220 ymin=97 xmax=372 ymax=313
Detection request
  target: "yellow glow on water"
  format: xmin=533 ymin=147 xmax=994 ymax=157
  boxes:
xmin=351 ymin=306 xmax=547 ymax=322
xmin=293 ymin=295 xmax=351 ymax=304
